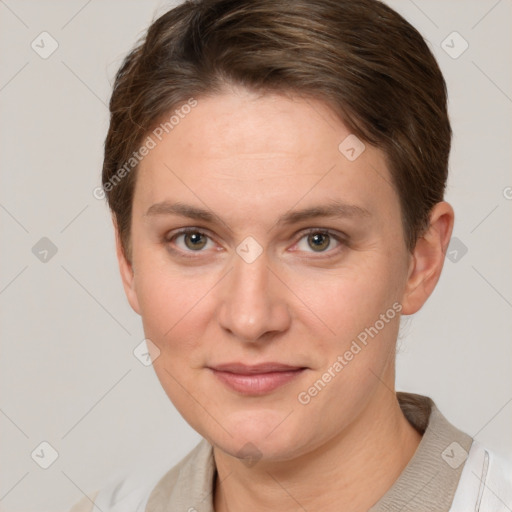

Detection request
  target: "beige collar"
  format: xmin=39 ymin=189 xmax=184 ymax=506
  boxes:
xmin=146 ymin=392 xmax=473 ymax=511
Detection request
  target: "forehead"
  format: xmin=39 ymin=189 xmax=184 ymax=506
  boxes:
xmin=172 ymin=90 xmax=344 ymax=160
xmin=134 ymin=89 xmax=398 ymax=224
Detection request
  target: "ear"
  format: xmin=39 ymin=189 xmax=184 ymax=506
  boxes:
xmin=401 ymin=201 xmax=454 ymax=315
xmin=113 ymin=216 xmax=141 ymax=315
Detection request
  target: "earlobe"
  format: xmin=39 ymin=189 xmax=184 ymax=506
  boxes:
xmin=401 ymin=202 xmax=454 ymax=315
xmin=113 ymin=217 xmax=141 ymax=316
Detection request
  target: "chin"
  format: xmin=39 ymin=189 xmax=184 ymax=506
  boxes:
xmin=204 ymin=409 xmax=312 ymax=462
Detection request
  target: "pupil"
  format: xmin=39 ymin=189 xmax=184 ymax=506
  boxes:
xmin=308 ymin=233 xmax=330 ymax=251
xmin=185 ymin=232 xmax=206 ymax=250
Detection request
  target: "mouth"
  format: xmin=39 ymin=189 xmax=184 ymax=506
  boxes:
xmin=208 ymin=362 xmax=307 ymax=395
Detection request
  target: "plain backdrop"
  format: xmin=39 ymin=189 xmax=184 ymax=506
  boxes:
xmin=0 ymin=1 xmax=511 ymax=511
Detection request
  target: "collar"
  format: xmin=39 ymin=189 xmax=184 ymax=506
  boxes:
xmin=146 ymin=392 xmax=473 ymax=511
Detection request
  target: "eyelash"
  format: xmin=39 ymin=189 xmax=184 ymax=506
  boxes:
xmin=290 ymin=228 xmax=346 ymax=257
xmin=164 ymin=227 xmax=348 ymax=259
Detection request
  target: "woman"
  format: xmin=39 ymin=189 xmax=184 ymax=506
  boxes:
xmin=71 ymin=0 xmax=511 ymax=510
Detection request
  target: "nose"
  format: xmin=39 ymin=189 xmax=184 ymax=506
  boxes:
xmin=216 ymin=250 xmax=292 ymax=343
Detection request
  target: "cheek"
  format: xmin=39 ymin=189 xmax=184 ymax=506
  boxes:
xmin=295 ymin=256 xmax=404 ymax=340
xmin=133 ymin=257 xmax=205 ymax=348
xmin=292 ymin=266 xmax=403 ymax=428
xmin=134 ymin=265 xmax=213 ymax=418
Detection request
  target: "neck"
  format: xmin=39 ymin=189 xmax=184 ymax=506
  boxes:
xmin=213 ymin=387 xmax=422 ymax=512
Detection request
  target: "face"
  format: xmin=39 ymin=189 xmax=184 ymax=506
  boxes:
xmin=118 ymin=88 xmax=419 ymax=462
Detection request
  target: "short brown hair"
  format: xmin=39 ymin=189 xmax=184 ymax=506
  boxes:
xmin=103 ymin=0 xmax=451 ymax=260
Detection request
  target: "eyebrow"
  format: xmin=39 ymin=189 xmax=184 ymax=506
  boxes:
xmin=277 ymin=202 xmax=371 ymax=225
xmin=145 ymin=201 xmax=224 ymax=223
xmin=144 ymin=200 xmax=371 ymax=227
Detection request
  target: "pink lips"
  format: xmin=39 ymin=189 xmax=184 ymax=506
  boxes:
xmin=209 ymin=362 xmax=306 ymax=395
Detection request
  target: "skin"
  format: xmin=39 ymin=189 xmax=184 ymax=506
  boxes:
xmin=115 ymin=86 xmax=454 ymax=512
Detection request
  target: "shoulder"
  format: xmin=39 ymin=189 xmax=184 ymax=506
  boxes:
xmin=66 ymin=471 xmax=157 ymax=512
xmin=66 ymin=440 xmax=212 ymax=512
xmin=68 ymin=491 xmax=99 ymax=512
xmin=146 ymin=437 xmax=215 ymax=511
xmin=450 ymin=440 xmax=512 ymax=511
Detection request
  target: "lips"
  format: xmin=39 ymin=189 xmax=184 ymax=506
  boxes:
xmin=210 ymin=362 xmax=304 ymax=374
xmin=208 ymin=362 xmax=306 ymax=395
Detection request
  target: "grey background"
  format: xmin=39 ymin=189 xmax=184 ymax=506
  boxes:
xmin=0 ymin=1 xmax=510 ymax=510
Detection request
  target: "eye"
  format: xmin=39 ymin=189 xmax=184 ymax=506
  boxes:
xmin=169 ymin=229 xmax=215 ymax=252
xmin=294 ymin=230 xmax=342 ymax=253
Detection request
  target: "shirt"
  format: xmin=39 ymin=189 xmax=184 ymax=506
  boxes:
xmin=69 ymin=392 xmax=512 ymax=511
